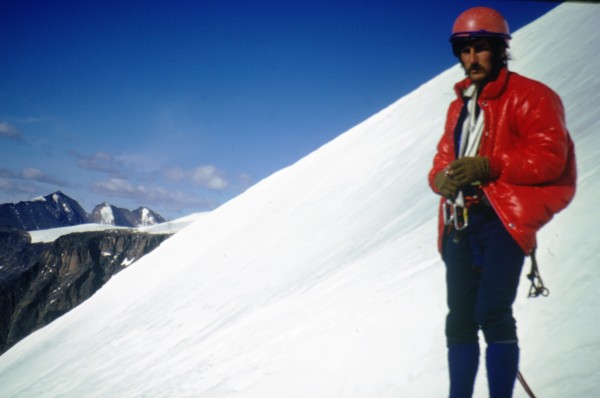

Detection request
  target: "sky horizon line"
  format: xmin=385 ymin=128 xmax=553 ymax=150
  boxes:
xmin=1 ymin=0 xmax=562 ymax=220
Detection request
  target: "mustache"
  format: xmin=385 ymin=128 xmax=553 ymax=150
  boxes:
xmin=468 ymin=64 xmax=482 ymax=72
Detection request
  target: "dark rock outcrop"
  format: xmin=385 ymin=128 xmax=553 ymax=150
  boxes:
xmin=0 ymin=191 xmax=88 ymax=231
xmin=0 ymin=228 xmax=171 ymax=355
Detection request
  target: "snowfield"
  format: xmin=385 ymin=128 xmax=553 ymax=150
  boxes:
xmin=28 ymin=212 xmax=209 ymax=243
xmin=1 ymin=3 xmax=599 ymax=397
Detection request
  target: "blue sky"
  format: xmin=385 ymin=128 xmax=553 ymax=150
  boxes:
xmin=0 ymin=0 xmax=560 ymax=220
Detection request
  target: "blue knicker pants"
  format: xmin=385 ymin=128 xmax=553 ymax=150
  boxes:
xmin=443 ymin=206 xmax=525 ymax=346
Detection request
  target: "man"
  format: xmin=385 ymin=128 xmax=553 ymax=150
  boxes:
xmin=428 ymin=7 xmax=576 ymax=398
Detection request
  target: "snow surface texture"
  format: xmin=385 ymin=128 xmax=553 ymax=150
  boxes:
xmin=1 ymin=4 xmax=598 ymax=397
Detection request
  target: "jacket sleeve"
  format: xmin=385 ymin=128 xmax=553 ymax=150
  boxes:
xmin=487 ymin=83 xmax=570 ymax=185
xmin=428 ymin=101 xmax=460 ymax=193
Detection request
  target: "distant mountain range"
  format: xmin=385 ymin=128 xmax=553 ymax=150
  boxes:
xmin=0 ymin=191 xmax=166 ymax=231
xmin=90 ymin=202 xmax=165 ymax=227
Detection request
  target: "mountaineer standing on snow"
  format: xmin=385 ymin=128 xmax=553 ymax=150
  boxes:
xmin=428 ymin=7 xmax=576 ymax=398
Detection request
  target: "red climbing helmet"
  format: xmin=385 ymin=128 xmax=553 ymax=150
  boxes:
xmin=450 ymin=7 xmax=511 ymax=43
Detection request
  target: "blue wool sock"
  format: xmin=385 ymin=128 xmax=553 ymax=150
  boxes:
xmin=486 ymin=343 xmax=519 ymax=398
xmin=448 ymin=343 xmax=480 ymax=398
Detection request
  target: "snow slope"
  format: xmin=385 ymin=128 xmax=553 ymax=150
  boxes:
xmin=1 ymin=3 xmax=598 ymax=397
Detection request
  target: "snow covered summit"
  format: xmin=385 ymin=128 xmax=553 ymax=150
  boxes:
xmin=0 ymin=191 xmax=166 ymax=231
xmin=0 ymin=3 xmax=598 ymax=397
xmin=89 ymin=202 xmax=166 ymax=227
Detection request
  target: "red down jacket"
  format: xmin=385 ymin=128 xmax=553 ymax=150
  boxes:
xmin=428 ymin=67 xmax=577 ymax=255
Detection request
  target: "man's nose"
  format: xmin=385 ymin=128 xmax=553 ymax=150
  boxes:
xmin=466 ymin=49 xmax=477 ymax=64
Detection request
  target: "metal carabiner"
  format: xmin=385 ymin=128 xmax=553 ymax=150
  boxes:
xmin=453 ymin=203 xmax=469 ymax=231
xmin=443 ymin=199 xmax=454 ymax=226
xmin=445 ymin=191 xmax=468 ymax=231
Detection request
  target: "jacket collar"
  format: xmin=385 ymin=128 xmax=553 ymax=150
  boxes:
xmin=454 ymin=67 xmax=510 ymax=101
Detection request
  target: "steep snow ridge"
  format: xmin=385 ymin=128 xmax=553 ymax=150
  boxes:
xmin=0 ymin=4 xmax=598 ymax=397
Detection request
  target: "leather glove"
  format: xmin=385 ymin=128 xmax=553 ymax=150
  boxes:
xmin=449 ymin=156 xmax=490 ymax=186
xmin=434 ymin=169 xmax=460 ymax=199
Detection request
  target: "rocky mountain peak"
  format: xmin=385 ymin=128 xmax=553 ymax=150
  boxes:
xmin=0 ymin=192 xmax=166 ymax=231
xmin=89 ymin=203 xmax=165 ymax=227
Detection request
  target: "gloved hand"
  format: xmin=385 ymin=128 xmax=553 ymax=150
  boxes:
xmin=449 ymin=156 xmax=490 ymax=186
xmin=434 ymin=169 xmax=460 ymax=199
